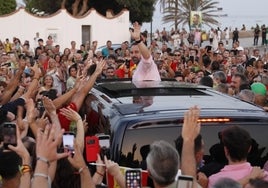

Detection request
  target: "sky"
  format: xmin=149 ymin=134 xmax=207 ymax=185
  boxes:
xmin=218 ymin=0 xmax=267 ymax=16
xmin=143 ymin=0 xmax=268 ymax=31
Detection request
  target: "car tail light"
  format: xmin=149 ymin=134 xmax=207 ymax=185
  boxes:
xmin=197 ymin=118 xmax=230 ymax=123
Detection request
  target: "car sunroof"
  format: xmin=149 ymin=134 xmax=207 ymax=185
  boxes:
xmin=95 ymin=81 xmax=210 ymax=98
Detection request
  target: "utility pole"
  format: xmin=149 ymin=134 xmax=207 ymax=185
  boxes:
xmin=150 ymin=19 xmax=153 ymax=43
xmin=194 ymin=0 xmax=199 ymax=11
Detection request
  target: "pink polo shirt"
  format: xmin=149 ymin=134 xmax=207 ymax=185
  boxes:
xmin=208 ymin=162 xmax=268 ymax=188
xmin=132 ymin=55 xmax=161 ymax=81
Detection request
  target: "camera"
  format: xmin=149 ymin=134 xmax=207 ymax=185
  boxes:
xmin=36 ymin=99 xmax=45 ymax=117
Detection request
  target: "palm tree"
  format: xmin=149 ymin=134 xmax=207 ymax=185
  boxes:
xmin=158 ymin=0 xmax=220 ymax=30
xmin=158 ymin=0 xmax=180 ymax=30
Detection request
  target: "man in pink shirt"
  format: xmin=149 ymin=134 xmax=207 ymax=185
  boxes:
xmin=208 ymin=126 xmax=268 ymax=188
xmin=130 ymin=22 xmax=161 ymax=81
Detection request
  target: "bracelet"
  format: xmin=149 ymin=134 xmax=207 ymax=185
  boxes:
xmin=33 ymin=173 xmax=48 ymax=179
xmin=20 ymin=164 xmax=32 ymax=175
xmin=78 ymin=166 xmax=88 ymax=174
xmin=135 ymin=39 xmax=142 ymax=44
xmin=33 ymin=173 xmax=51 ymax=187
xmin=36 ymin=156 xmax=50 ymax=167
xmin=96 ymin=171 xmax=104 ymax=177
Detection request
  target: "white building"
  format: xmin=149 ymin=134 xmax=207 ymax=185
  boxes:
xmin=0 ymin=8 xmax=130 ymax=49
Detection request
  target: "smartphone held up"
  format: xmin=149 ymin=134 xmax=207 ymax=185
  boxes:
xmin=63 ymin=132 xmax=75 ymax=153
xmin=177 ymin=175 xmax=194 ymax=188
xmin=125 ymin=169 xmax=142 ymax=188
xmin=85 ymin=134 xmax=110 ymax=163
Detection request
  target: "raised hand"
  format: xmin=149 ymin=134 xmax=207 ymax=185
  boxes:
xmin=182 ymin=106 xmax=201 ymax=142
xmin=67 ymin=140 xmax=87 ymax=170
xmin=59 ymin=107 xmax=81 ymax=122
xmin=36 ymin=124 xmax=68 ymax=162
xmin=30 ymin=62 xmax=42 ymax=78
xmin=8 ymin=124 xmax=30 ymax=163
xmin=94 ymin=59 xmax=106 ymax=76
xmin=130 ymin=21 xmax=141 ymax=40
xmin=43 ymin=96 xmax=56 ymax=115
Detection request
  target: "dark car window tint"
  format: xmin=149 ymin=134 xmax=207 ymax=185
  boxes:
xmin=120 ymin=123 xmax=268 ymax=169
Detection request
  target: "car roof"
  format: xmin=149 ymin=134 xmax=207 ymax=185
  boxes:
xmin=93 ymin=80 xmax=266 ymax=116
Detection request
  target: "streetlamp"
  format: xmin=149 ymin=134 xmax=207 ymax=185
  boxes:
xmin=150 ymin=19 xmax=153 ymax=43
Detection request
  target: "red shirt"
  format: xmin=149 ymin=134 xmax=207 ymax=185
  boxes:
xmin=57 ymin=102 xmax=77 ymax=131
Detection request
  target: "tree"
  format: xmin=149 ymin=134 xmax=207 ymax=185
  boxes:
xmin=0 ymin=0 xmax=16 ymax=15
xmin=25 ymin=0 xmax=61 ymax=15
xmin=159 ymin=0 xmax=220 ymax=30
xmin=24 ymin=0 xmax=155 ymax=24
xmin=158 ymin=0 xmax=179 ymax=30
xmin=116 ymin=0 xmax=156 ymax=23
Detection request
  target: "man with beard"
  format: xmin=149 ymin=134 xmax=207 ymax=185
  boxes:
xmin=130 ymin=22 xmax=161 ymax=81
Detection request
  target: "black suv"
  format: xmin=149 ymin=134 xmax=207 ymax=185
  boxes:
xmin=82 ymin=80 xmax=268 ymax=169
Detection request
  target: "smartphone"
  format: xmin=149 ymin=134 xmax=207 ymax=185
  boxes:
xmin=125 ymin=169 xmax=142 ymax=188
xmin=97 ymin=134 xmax=110 ymax=160
xmin=85 ymin=136 xmax=100 ymax=162
xmin=177 ymin=175 xmax=194 ymax=188
xmin=63 ymin=132 xmax=75 ymax=153
xmin=36 ymin=99 xmax=45 ymax=118
xmin=98 ymin=134 xmax=110 ymax=148
xmin=2 ymin=123 xmax=17 ymax=149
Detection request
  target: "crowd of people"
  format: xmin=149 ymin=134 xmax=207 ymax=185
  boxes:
xmin=0 ymin=21 xmax=268 ymax=188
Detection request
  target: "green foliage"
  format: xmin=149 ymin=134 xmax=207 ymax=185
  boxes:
xmin=25 ymin=0 xmax=61 ymax=14
xmin=24 ymin=0 xmax=155 ymax=24
xmin=116 ymin=0 xmax=156 ymax=24
xmin=0 ymin=0 xmax=16 ymax=15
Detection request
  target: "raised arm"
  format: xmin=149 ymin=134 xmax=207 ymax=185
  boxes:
xmin=104 ymin=156 xmax=125 ymax=188
xmin=130 ymin=21 xmax=150 ymax=59
xmin=181 ymin=106 xmax=201 ymax=188
xmin=8 ymin=124 xmax=31 ymax=188
xmin=22 ymin=63 xmax=42 ymax=100
xmin=59 ymin=107 xmax=84 ymax=151
xmin=71 ymin=59 xmax=106 ymax=111
xmin=31 ymin=124 xmax=68 ymax=188
xmin=26 ymin=99 xmax=48 ymax=138
xmin=0 ymin=58 xmax=25 ymax=105
xmin=68 ymin=140 xmax=96 ymax=188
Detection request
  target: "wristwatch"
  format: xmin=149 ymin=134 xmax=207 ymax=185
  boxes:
xmin=135 ymin=39 xmax=142 ymax=44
